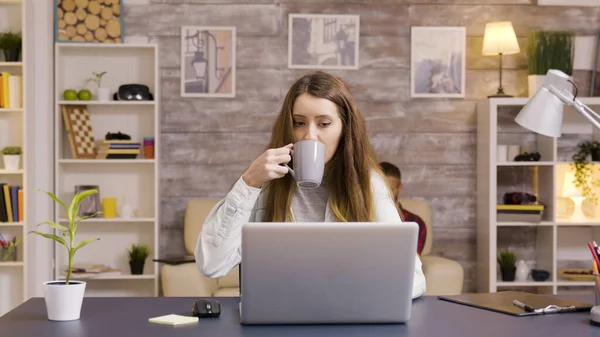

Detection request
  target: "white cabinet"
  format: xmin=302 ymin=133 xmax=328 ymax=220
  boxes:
xmin=53 ymin=43 xmax=160 ymax=297
xmin=477 ymin=97 xmax=600 ymax=295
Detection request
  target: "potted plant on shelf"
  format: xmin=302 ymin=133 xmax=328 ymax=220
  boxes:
xmin=0 ymin=31 xmax=21 ymax=62
xmin=127 ymin=243 xmax=149 ymax=275
xmin=497 ymin=249 xmax=517 ymax=281
xmin=570 ymin=140 xmax=600 ymax=205
xmin=89 ymin=71 xmax=110 ymax=101
xmin=526 ymin=30 xmax=573 ymax=97
xmin=2 ymin=146 xmax=21 ymax=171
xmin=29 ymin=188 xmax=100 ymax=321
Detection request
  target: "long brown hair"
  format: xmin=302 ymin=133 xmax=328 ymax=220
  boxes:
xmin=262 ymin=71 xmax=381 ymax=222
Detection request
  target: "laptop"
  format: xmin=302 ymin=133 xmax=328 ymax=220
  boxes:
xmin=239 ymin=221 xmax=419 ymax=325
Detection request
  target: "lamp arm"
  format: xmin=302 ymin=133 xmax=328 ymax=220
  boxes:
xmin=547 ymin=85 xmax=600 ymax=131
xmin=572 ymin=99 xmax=600 ymax=132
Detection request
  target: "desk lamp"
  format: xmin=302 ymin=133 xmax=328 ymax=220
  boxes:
xmin=482 ymin=21 xmax=520 ymax=97
xmin=514 ymin=68 xmax=600 ymax=326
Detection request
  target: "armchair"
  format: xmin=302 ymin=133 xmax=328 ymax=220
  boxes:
xmin=398 ymin=197 xmax=464 ymax=295
xmin=161 ymin=198 xmax=240 ymax=297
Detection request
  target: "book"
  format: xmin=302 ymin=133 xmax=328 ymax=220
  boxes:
xmin=148 ymin=314 xmax=198 ymax=326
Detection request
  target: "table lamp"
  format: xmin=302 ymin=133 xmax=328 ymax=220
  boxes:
xmin=482 ymin=21 xmax=520 ymax=98
xmin=561 ymin=171 xmax=588 ymax=221
xmin=514 ymin=68 xmax=600 ymax=326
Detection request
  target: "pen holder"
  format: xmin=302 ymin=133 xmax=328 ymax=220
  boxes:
xmin=592 ymin=273 xmax=600 ymax=326
xmin=1 ymin=246 xmax=17 ymax=261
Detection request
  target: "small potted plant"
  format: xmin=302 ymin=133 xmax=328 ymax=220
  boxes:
xmin=2 ymin=146 xmax=21 ymax=171
xmin=29 ymin=188 xmax=100 ymax=321
xmin=127 ymin=243 xmax=149 ymax=275
xmin=571 ymin=140 xmax=600 ymax=204
xmin=89 ymin=71 xmax=110 ymax=101
xmin=497 ymin=249 xmax=517 ymax=281
xmin=0 ymin=31 xmax=21 ymax=62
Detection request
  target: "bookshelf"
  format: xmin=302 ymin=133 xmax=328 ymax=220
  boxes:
xmin=0 ymin=0 xmax=26 ymax=317
xmin=53 ymin=43 xmax=160 ymax=297
xmin=477 ymin=97 xmax=600 ymax=296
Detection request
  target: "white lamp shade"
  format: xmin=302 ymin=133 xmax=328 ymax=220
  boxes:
xmin=562 ymin=171 xmax=583 ymax=198
xmin=482 ymin=21 xmax=520 ymax=56
xmin=514 ymin=69 xmax=572 ymax=138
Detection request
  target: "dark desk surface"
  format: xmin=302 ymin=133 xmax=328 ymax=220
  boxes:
xmin=0 ymin=296 xmax=598 ymax=337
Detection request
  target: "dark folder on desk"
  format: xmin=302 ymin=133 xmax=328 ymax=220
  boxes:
xmin=438 ymin=291 xmax=593 ymax=317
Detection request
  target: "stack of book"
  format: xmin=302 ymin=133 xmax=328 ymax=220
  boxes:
xmin=96 ymin=140 xmax=141 ymax=159
xmin=0 ymin=183 xmax=23 ymax=223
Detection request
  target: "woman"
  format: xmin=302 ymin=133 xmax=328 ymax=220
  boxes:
xmin=195 ymin=71 xmax=426 ymax=299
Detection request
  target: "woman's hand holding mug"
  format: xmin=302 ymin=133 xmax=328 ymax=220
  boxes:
xmin=242 ymin=144 xmax=293 ymax=188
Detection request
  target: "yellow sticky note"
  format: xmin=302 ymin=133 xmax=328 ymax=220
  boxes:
xmin=148 ymin=314 xmax=199 ymax=326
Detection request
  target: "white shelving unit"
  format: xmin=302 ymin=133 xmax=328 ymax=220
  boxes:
xmin=53 ymin=43 xmax=160 ymax=297
xmin=477 ymin=97 xmax=600 ymax=295
xmin=0 ymin=0 xmax=27 ymax=317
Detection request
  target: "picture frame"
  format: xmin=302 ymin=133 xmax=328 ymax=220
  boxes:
xmin=54 ymin=0 xmax=125 ymax=43
xmin=288 ymin=14 xmax=360 ymax=70
xmin=74 ymin=185 xmax=100 ymax=217
xmin=590 ymin=31 xmax=600 ymax=97
xmin=410 ymin=26 xmax=466 ymax=99
xmin=181 ymin=26 xmax=236 ymax=98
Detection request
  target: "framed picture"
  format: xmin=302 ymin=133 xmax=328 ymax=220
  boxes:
xmin=591 ymin=32 xmax=600 ymax=97
xmin=181 ymin=26 xmax=236 ymax=98
xmin=54 ymin=0 xmax=124 ymax=43
xmin=410 ymin=26 xmax=466 ymax=98
xmin=74 ymin=185 xmax=100 ymax=217
xmin=288 ymin=14 xmax=360 ymax=70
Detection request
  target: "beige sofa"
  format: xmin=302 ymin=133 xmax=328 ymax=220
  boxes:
xmin=161 ymin=198 xmax=464 ymax=297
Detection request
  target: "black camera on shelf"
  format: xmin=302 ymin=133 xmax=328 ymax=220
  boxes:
xmin=514 ymin=152 xmax=541 ymax=161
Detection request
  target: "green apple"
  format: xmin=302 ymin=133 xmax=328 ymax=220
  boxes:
xmin=78 ymin=89 xmax=92 ymax=101
xmin=63 ymin=89 xmax=78 ymax=101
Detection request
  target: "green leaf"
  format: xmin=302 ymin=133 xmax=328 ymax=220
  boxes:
xmin=68 ymin=189 xmax=98 ymax=227
xmin=36 ymin=220 xmax=68 ymax=232
xmin=34 ymin=188 xmax=68 ymax=215
xmin=73 ymin=237 xmax=99 ymax=253
xmin=29 ymin=231 xmax=68 ymax=248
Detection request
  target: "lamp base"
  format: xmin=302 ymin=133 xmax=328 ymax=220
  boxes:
xmin=488 ymin=93 xmax=514 ymax=98
xmin=569 ymin=196 xmax=588 ymax=222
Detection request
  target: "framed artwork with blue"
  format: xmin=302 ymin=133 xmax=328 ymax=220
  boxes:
xmin=54 ymin=0 xmax=125 ymax=43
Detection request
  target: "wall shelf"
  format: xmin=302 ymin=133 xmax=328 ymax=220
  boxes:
xmin=0 ymin=0 xmax=27 ymax=317
xmin=54 ymin=43 xmax=160 ymax=297
xmin=477 ymin=97 xmax=600 ymax=295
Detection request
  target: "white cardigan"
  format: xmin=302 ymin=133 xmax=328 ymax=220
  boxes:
xmin=194 ymin=172 xmax=427 ymax=299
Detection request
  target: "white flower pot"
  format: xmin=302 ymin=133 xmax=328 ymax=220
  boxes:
xmin=528 ymin=74 xmax=574 ymax=97
xmin=97 ymin=87 xmax=111 ymax=101
xmin=528 ymin=75 xmax=545 ymax=97
xmin=3 ymin=154 xmax=19 ymax=170
xmin=43 ymin=280 xmax=86 ymax=321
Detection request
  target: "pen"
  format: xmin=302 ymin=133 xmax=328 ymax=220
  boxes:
xmin=512 ymin=300 xmax=535 ymax=312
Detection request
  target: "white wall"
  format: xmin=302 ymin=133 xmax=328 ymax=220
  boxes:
xmin=25 ymin=0 xmax=54 ymax=298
